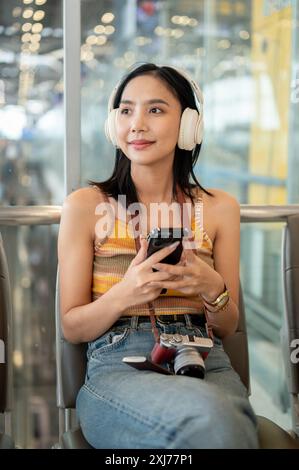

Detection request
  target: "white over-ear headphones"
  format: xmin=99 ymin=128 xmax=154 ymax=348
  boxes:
xmin=104 ymin=65 xmax=204 ymax=151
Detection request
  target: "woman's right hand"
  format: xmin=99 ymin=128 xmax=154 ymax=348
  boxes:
xmin=118 ymin=237 xmax=180 ymax=308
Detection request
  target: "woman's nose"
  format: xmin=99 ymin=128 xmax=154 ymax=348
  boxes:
xmin=130 ymin=111 xmax=148 ymax=133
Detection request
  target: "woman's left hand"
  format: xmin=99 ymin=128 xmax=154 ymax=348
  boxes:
xmin=150 ymin=249 xmax=224 ymax=301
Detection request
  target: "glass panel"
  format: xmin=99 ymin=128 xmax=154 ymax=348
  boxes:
xmin=241 ymin=223 xmax=292 ymax=428
xmin=80 ymin=0 xmax=298 ymax=203
xmin=1 ymin=224 xmax=58 ymax=449
xmin=0 ymin=0 xmax=64 ymax=206
xmin=0 ymin=0 xmax=63 ymax=448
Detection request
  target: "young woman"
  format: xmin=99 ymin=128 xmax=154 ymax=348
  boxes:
xmin=58 ymin=63 xmax=258 ymax=448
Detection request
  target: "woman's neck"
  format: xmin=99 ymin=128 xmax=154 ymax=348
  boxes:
xmin=131 ymin=168 xmax=175 ymax=205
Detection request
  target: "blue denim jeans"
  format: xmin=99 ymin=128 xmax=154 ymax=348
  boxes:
xmin=76 ymin=316 xmax=258 ymax=449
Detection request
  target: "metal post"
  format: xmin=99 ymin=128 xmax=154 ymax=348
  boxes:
xmin=288 ymin=0 xmax=299 ymax=202
xmin=63 ymin=0 xmax=81 ymax=195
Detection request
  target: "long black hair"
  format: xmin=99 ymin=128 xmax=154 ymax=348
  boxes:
xmin=90 ymin=63 xmax=213 ymax=205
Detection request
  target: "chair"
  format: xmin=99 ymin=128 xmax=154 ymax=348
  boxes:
xmin=55 ymin=272 xmax=299 ymax=448
xmin=55 ymin=273 xmax=91 ymax=448
xmin=0 ymin=233 xmax=14 ymax=449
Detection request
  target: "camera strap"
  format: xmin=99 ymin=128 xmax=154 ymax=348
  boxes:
xmin=131 ymin=184 xmax=213 ymax=343
xmin=131 ymin=202 xmax=161 ymax=342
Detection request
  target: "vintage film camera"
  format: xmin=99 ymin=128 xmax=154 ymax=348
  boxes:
xmin=123 ymin=332 xmax=213 ymax=379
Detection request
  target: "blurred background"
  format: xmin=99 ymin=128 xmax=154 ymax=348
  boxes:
xmin=0 ymin=0 xmax=298 ymax=448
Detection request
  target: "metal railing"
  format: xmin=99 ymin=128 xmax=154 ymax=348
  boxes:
xmin=0 ymin=206 xmax=61 ymax=226
xmin=0 ymin=205 xmax=299 ymax=226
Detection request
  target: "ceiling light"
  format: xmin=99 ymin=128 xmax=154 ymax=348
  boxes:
xmin=81 ymin=44 xmax=91 ymax=52
xmin=96 ymin=35 xmax=107 ymax=45
xmin=23 ymin=9 xmax=34 ymax=19
xmin=101 ymin=12 xmax=114 ymax=24
xmin=239 ymin=30 xmax=250 ymax=40
xmin=21 ymin=33 xmax=32 ymax=42
xmin=172 ymin=29 xmax=184 ymax=38
xmin=31 ymin=33 xmax=41 ymax=43
xmin=86 ymin=35 xmax=97 ymax=45
xmin=32 ymin=23 xmax=43 ymax=33
xmin=94 ymin=25 xmax=105 ymax=34
xmin=22 ymin=23 xmax=32 ymax=32
xmin=181 ymin=16 xmax=189 ymax=26
xmin=171 ymin=16 xmax=180 ymax=25
xmin=189 ymin=18 xmax=198 ymax=27
xmin=218 ymin=39 xmax=231 ymax=49
xmin=104 ymin=25 xmax=115 ymax=35
xmin=81 ymin=50 xmax=94 ymax=62
xmin=154 ymin=26 xmax=163 ymax=36
xmin=29 ymin=43 xmax=40 ymax=52
xmin=33 ymin=10 xmax=45 ymax=21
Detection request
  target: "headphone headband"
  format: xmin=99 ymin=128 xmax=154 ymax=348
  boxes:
xmin=107 ymin=64 xmax=203 ymax=115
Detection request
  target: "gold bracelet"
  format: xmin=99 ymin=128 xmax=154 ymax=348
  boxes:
xmin=204 ymin=295 xmax=230 ymax=313
xmin=217 ymin=296 xmax=230 ymax=312
xmin=202 ymin=283 xmax=229 ymax=309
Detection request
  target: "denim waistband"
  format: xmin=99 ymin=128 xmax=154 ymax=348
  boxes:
xmin=112 ymin=313 xmax=206 ymax=329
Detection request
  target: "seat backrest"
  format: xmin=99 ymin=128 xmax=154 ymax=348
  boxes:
xmin=56 ymin=273 xmax=250 ymax=409
xmin=55 ymin=272 xmax=87 ymax=409
xmin=281 ymin=214 xmax=299 ymax=435
xmin=0 ymin=233 xmax=13 ymax=414
xmin=223 ymin=285 xmax=250 ymax=392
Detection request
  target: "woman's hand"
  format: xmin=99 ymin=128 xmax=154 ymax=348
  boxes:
xmin=118 ymin=237 xmax=180 ymax=308
xmin=149 ymin=248 xmax=225 ymax=301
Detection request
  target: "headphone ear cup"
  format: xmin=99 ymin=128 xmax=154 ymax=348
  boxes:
xmin=178 ymin=108 xmax=201 ymax=150
xmin=195 ymin=114 xmax=204 ymax=146
xmin=105 ymin=108 xmax=119 ymax=147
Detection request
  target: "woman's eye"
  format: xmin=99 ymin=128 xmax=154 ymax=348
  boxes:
xmin=150 ymin=107 xmax=162 ymax=114
xmin=120 ymin=108 xmax=130 ymax=115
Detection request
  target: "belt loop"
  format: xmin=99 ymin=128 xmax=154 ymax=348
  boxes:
xmin=184 ymin=314 xmax=192 ymax=327
xmin=130 ymin=316 xmax=138 ymax=329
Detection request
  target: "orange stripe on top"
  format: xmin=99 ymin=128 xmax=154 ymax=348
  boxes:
xmin=92 ymin=188 xmax=214 ymax=316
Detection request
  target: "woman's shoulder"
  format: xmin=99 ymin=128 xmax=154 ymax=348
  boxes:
xmin=194 ymin=187 xmax=240 ymax=239
xmin=203 ymin=188 xmax=240 ymax=210
xmin=204 ymin=188 xmax=240 ymax=236
xmin=62 ymin=186 xmax=107 ymax=212
xmin=192 ymin=186 xmax=238 ymax=209
xmin=61 ymin=187 xmax=110 ymax=232
xmin=60 ymin=187 xmax=109 ymax=242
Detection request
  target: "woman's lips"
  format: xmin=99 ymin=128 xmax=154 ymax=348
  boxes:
xmin=129 ymin=141 xmax=155 ymax=150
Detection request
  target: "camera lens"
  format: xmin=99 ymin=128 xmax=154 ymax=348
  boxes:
xmin=173 ymin=346 xmax=205 ymax=379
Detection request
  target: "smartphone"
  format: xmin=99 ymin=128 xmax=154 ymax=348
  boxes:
xmin=122 ymin=356 xmax=173 ymax=375
xmin=146 ymin=227 xmax=188 ymax=266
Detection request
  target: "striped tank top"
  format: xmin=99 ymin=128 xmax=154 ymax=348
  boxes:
xmin=92 ymin=187 xmax=214 ymax=316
